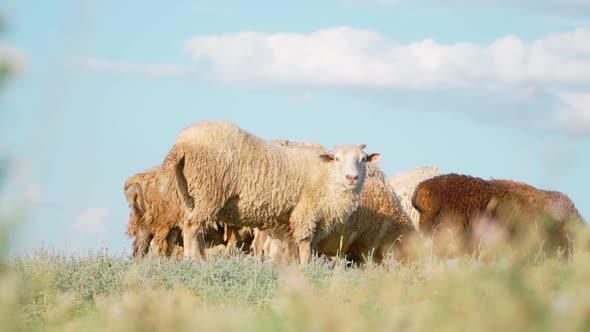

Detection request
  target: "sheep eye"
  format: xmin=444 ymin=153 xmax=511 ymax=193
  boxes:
xmin=334 ymin=157 xmax=341 ymax=162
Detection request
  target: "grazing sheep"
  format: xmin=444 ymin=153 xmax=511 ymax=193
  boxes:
xmin=124 ymin=166 xmax=251 ymax=257
xmin=488 ymin=179 xmax=584 ymax=255
xmin=259 ymin=139 xmax=415 ymax=265
xmin=124 ymin=166 xmax=188 ymax=257
xmin=488 ymin=179 xmax=583 ymax=224
xmin=389 ymin=165 xmax=440 ymax=229
xmin=412 ymin=174 xmax=516 ymax=235
xmin=412 ymin=173 xmax=583 ymax=257
xmin=163 ymin=121 xmax=381 ymax=263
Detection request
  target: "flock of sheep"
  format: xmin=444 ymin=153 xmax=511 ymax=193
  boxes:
xmin=124 ymin=121 xmax=585 ymax=265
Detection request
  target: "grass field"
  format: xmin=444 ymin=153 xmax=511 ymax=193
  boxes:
xmin=3 ymin=236 xmax=590 ymax=332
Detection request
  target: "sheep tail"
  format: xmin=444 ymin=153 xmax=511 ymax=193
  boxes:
xmin=164 ymin=145 xmax=193 ymax=210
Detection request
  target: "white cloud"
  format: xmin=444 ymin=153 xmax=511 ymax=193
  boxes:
xmin=71 ymin=207 xmax=109 ymax=236
xmin=183 ymin=27 xmax=590 ymax=88
xmin=183 ymin=27 xmax=590 ymax=134
xmin=70 ymin=58 xmax=194 ymax=77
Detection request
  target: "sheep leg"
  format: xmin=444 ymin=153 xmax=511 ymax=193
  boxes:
xmin=262 ymin=236 xmax=271 ymax=256
xmin=132 ymin=230 xmax=153 ymax=258
xmin=183 ymin=221 xmax=206 ymax=261
xmin=150 ymin=232 xmax=171 ymax=257
xmin=183 ymin=196 xmax=222 ymax=261
xmin=298 ymin=239 xmax=312 ymax=264
xmin=268 ymin=238 xmax=282 ymax=261
xmin=250 ymin=229 xmax=262 ymax=256
xmin=149 ymin=237 xmax=161 ymax=256
xmin=182 ymin=224 xmax=195 ymax=258
xmin=289 ymin=203 xmax=318 ymax=264
xmin=224 ymin=226 xmax=238 ymax=255
xmin=196 ymin=230 xmax=206 ymax=260
xmin=162 ymin=227 xmax=182 ymax=256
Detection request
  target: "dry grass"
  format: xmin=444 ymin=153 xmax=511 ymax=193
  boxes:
xmin=2 ymin=226 xmax=590 ymax=332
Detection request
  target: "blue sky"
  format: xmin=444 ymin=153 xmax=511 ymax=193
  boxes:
xmin=1 ymin=0 xmax=589 ymax=255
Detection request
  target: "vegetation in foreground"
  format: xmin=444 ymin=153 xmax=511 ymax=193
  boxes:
xmin=2 ymin=233 xmax=590 ymax=332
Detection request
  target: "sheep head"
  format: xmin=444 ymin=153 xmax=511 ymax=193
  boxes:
xmin=319 ymin=144 xmax=381 ymax=191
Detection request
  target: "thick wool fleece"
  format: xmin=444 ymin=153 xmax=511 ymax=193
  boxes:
xmin=412 ymin=173 xmax=583 ymax=256
xmin=124 ymin=166 xmax=186 ymax=257
xmin=412 ymin=173 xmax=513 ymax=234
xmin=266 ymin=139 xmax=415 ymax=264
xmin=163 ymin=121 xmax=366 ymax=245
xmin=124 ymin=166 xmax=228 ymax=257
xmin=389 ymin=165 xmax=440 ymax=229
xmin=489 ymin=179 xmax=583 ymax=224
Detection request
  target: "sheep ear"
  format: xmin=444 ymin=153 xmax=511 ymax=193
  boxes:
xmin=125 ymin=183 xmax=144 ymax=215
xmin=319 ymin=154 xmax=334 ymax=163
xmin=359 ymin=144 xmax=367 ymax=150
xmin=366 ymin=153 xmax=381 ymax=162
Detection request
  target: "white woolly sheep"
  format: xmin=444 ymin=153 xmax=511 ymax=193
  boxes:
xmin=257 ymin=139 xmax=415 ymax=265
xmin=389 ymin=165 xmax=440 ymax=229
xmin=162 ymin=121 xmax=381 ymax=263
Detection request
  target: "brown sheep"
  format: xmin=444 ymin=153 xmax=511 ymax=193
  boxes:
xmin=412 ymin=174 xmax=506 ymax=235
xmin=488 ymin=179 xmax=583 ymax=224
xmin=488 ymin=178 xmax=584 ymax=256
xmin=412 ymin=173 xmax=583 ymax=257
xmin=124 ymin=166 xmax=188 ymax=257
xmin=124 ymin=166 xmax=252 ymax=257
xmin=261 ymin=139 xmax=415 ymax=265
